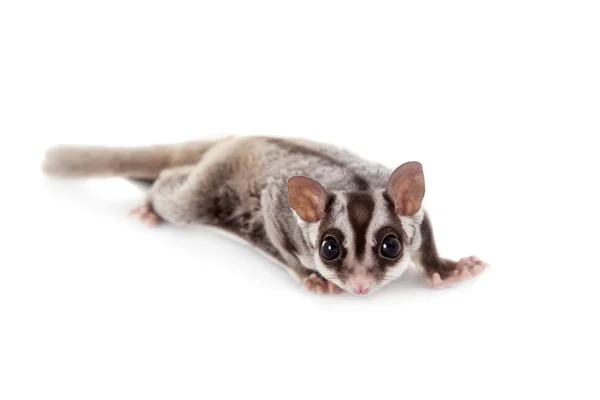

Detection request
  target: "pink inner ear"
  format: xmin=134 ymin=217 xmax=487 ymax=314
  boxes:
xmin=385 ymin=162 xmax=425 ymax=216
xmin=287 ymin=176 xmax=328 ymax=222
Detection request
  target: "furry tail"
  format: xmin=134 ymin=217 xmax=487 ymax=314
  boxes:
xmin=41 ymin=139 xmax=220 ymax=179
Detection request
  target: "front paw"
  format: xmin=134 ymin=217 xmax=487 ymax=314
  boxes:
xmin=303 ymin=272 xmax=342 ymax=295
xmin=429 ymin=256 xmax=488 ymax=288
xmin=129 ymin=202 xmax=162 ymax=226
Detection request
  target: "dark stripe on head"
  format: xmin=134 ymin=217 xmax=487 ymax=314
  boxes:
xmin=346 ymin=191 xmax=375 ymax=260
xmin=324 ymin=192 xmax=337 ymax=214
xmin=382 ymin=191 xmax=396 ymax=214
xmin=317 ymin=193 xmax=337 ymax=245
xmin=280 ymin=229 xmax=298 ymax=256
xmin=353 ymin=175 xmax=370 ymax=191
xmin=382 ymin=191 xmax=408 ymax=243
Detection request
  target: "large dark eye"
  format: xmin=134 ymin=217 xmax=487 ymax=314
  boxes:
xmin=381 ymin=235 xmax=402 ymax=259
xmin=320 ymin=237 xmax=340 ymax=261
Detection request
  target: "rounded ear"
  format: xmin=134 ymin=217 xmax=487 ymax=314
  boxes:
xmin=385 ymin=161 xmax=425 ymax=216
xmin=287 ymin=176 xmax=329 ymax=223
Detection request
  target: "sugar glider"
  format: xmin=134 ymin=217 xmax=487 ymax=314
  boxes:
xmin=41 ymin=135 xmax=487 ymax=295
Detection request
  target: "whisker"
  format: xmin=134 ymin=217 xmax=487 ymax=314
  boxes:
xmin=380 ymin=276 xmax=411 ymax=286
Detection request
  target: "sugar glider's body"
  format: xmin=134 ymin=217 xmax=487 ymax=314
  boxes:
xmin=42 ymin=135 xmax=487 ymax=295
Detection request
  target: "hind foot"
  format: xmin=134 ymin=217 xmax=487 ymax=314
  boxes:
xmin=129 ymin=202 xmax=162 ymax=226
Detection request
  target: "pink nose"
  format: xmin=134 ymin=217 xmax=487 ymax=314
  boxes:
xmin=351 ymin=281 xmax=372 ymax=295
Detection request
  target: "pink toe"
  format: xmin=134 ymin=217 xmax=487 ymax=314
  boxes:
xmin=474 ymin=263 xmax=487 ymax=275
xmin=304 ymin=280 xmax=313 ymax=291
xmin=327 ymin=281 xmax=337 ymax=294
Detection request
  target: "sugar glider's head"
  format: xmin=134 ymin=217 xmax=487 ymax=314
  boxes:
xmin=287 ymin=162 xmax=425 ymax=295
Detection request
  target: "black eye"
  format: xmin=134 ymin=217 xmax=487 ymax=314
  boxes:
xmin=381 ymin=235 xmax=402 ymax=259
xmin=320 ymin=237 xmax=340 ymax=261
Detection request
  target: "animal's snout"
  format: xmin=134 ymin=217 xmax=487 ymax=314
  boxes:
xmin=348 ymin=275 xmax=375 ymax=295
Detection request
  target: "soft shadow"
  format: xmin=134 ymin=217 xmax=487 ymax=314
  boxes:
xmin=41 ymin=175 xmax=434 ymax=301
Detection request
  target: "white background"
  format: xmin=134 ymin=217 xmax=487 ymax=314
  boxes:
xmin=1 ymin=1 xmax=599 ymax=399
